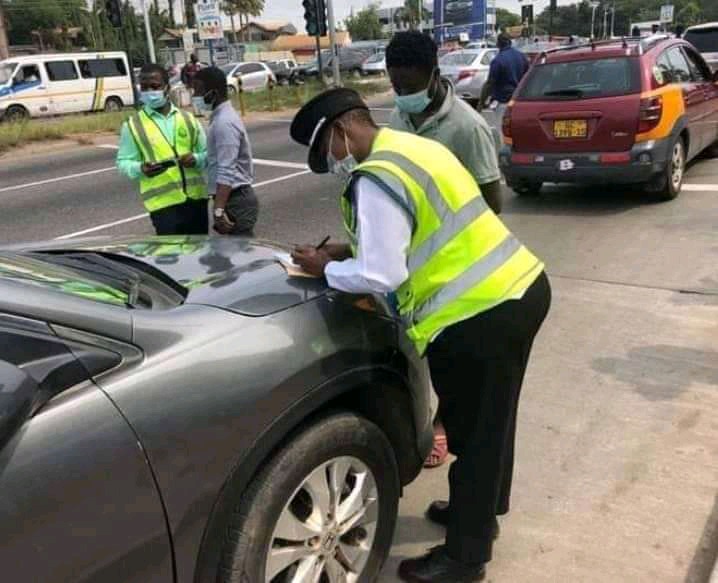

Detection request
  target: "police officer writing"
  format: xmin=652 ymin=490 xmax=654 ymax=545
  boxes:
xmin=290 ymin=89 xmax=552 ymax=583
xmin=116 ymin=64 xmax=208 ymax=235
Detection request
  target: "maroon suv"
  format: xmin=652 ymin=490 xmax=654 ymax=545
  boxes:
xmin=500 ymin=36 xmax=718 ymax=200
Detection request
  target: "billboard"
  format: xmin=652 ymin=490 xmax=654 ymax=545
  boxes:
xmin=434 ymin=0 xmax=490 ymax=44
xmin=194 ymin=0 xmax=224 ymax=41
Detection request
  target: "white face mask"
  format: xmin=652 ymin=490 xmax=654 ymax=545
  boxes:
xmin=327 ymin=127 xmax=357 ymax=181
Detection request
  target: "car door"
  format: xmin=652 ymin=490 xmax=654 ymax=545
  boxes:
xmin=664 ymin=46 xmax=706 ymax=157
xmin=681 ymin=44 xmax=718 ymax=151
xmin=44 ymin=59 xmax=82 ymax=114
xmin=0 ymin=318 xmax=173 ymax=583
xmin=11 ymin=62 xmax=49 ymax=117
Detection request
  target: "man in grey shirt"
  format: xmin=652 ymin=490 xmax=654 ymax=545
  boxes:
xmin=193 ymin=67 xmax=258 ymax=235
xmin=386 ymin=31 xmax=503 ymax=215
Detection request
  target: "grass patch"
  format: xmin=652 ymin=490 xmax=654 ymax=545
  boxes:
xmin=232 ymin=78 xmax=390 ymax=113
xmin=0 ymin=78 xmax=390 ymax=154
xmin=0 ymin=111 xmax=129 ymax=154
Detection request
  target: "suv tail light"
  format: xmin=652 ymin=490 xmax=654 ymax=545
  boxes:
xmin=638 ymin=96 xmax=663 ymax=134
xmin=457 ymin=69 xmax=479 ymax=82
xmin=502 ymin=105 xmax=513 ymax=141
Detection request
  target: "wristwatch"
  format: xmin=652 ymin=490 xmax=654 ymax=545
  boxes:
xmin=214 ymin=207 xmax=225 ymax=218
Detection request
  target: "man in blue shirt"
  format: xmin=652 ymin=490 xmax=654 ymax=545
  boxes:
xmin=481 ymin=33 xmax=529 ymax=123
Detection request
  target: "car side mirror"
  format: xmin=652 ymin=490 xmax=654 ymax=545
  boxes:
xmin=0 ymin=360 xmax=38 ymax=450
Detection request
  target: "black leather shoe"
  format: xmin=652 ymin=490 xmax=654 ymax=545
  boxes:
xmin=398 ymin=545 xmax=486 ymax=582
xmin=426 ymin=501 xmax=500 ymax=539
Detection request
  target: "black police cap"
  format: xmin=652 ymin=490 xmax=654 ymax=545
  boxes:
xmin=290 ymin=88 xmax=369 ymax=173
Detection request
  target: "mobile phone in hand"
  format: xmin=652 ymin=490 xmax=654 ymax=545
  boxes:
xmin=156 ymin=159 xmax=177 ymax=169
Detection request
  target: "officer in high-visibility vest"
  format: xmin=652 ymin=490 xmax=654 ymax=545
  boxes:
xmin=291 ymin=89 xmax=552 ymax=583
xmin=117 ymin=63 xmax=208 ymax=235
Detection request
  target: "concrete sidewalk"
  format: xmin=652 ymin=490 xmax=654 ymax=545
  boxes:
xmin=380 ymin=274 xmax=718 ymax=582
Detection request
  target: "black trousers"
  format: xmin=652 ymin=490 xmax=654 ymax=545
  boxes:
xmin=426 ymin=272 xmax=552 ymax=565
xmin=149 ymin=199 xmax=209 ymax=235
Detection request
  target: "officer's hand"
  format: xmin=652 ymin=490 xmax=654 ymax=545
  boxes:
xmin=179 ymin=153 xmax=196 ymax=168
xmin=293 ymin=243 xmax=350 ymax=261
xmin=291 ymin=247 xmax=331 ymax=277
xmin=142 ymin=162 xmax=167 ymax=177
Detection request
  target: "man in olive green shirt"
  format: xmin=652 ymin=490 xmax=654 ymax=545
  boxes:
xmin=386 ymin=31 xmax=503 ymax=215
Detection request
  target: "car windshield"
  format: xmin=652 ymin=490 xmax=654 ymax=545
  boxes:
xmin=684 ymin=29 xmax=718 ymax=53
xmin=519 ymin=57 xmax=641 ymax=100
xmin=440 ymin=52 xmax=478 ymax=66
xmin=0 ymin=62 xmax=16 ymax=84
xmin=220 ymin=64 xmax=236 ymax=75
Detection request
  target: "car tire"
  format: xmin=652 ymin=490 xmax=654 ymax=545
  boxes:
xmin=103 ymin=97 xmax=123 ymax=113
xmin=646 ymin=136 xmax=685 ymax=201
xmin=4 ymin=105 xmax=29 ymax=122
xmin=512 ymin=181 xmax=543 ymax=196
xmin=218 ymin=412 xmax=400 ymax=583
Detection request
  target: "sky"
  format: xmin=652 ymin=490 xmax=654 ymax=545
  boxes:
xmin=260 ymin=0 xmax=575 ymax=30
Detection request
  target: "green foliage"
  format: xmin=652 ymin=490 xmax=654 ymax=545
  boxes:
xmin=495 ymin=8 xmax=522 ymax=30
xmin=345 ymin=4 xmax=384 ymax=41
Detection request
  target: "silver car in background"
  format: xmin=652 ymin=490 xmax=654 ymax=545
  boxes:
xmin=439 ymin=48 xmax=498 ymax=107
xmin=683 ymin=22 xmax=718 ymax=71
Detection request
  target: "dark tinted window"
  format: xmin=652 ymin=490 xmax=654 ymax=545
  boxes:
xmin=45 ymin=60 xmax=78 ymax=81
xmin=684 ymin=28 xmax=718 ymax=53
xmin=682 ymin=46 xmax=711 ymax=81
xmin=78 ymin=58 xmax=127 ymax=79
xmin=15 ymin=65 xmax=40 ymax=85
xmin=519 ymin=57 xmax=641 ymax=100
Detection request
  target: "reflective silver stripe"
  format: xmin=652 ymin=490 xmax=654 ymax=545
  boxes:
xmin=408 ymin=195 xmax=489 ymax=274
xmin=129 ymin=113 xmax=157 ymax=163
xmin=141 ymin=182 xmax=182 ymax=201
xmin=185 ymin=176 xmax=207 ymax=191
xmin=364 ymin=151 xmax=479 ymax=219
xmin=412 ymin=235 xmax=522 ymax=322
xmin=179 ymin=110 xmax=196 ymax=147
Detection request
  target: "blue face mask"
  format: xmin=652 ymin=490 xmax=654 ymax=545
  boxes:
xmin=394 ymin=88 xmax=432 ymax=114
xmin=141 ymin=90 xmax=168 ymax=110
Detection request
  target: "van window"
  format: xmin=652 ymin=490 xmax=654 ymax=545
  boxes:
xmin=45 ymin=61 xmax=78 ymax=82
xmin=14 ymin=65 xmax=41 ymax=85
xmin=0 ymin=62 xmax=16 ymax=84
xmin=78 ymin=58 xmax=127 ymax=79
xmin=683 ymin=28 xmax=718 ymax=53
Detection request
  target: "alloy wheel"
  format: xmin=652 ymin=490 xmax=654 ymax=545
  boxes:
xmin=265 ymin=456 xmax=379 ymax=582
xmin=671 ymin=141 xmax=684 ymax=191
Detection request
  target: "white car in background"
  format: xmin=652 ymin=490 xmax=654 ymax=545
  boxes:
xmin=223 ymin=61 xmax=276 ymax=94
xmin=683 ymin=22 xmax=718 ymax=71
xmin=362 ymin=52 xmax=386 ymax=75
xmin=439 ymin=48 xmax=497 ymax=107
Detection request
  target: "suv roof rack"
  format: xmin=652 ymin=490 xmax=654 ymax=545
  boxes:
xmin=537 ymin=34 xmax=672 ymax=63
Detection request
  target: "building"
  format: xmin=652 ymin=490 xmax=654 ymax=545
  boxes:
xmin=270 ymin=32 xmax=352 ymax=60
xmin=237 ymin=20 xmax=297 ymax=42
xmin=376 ymin=3 xmax=433 ymax=36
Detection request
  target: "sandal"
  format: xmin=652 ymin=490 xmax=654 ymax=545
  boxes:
xmin=424 ymin=433 xmax=448 ymax=468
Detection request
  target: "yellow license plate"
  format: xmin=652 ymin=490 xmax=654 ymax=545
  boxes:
xmin=553 ymin=120 xmax=588 ymax=139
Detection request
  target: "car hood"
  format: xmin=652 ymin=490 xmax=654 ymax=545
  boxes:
xmin=7 ymin=236 xmax=328 ymax=316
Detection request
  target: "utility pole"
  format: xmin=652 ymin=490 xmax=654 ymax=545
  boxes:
xmin=140 ymin=0 xmax=157 ymax=63
xmin=590 ymin=1 xmax=599 ymax=39
xmin=602 ymin=5 xmax=608 ymax=39
xmin=325 ymin=0 xmax=340 ymax=85
xmin=418 ymin=0 xmax=423 ymax=33
xmin=0 ymin=3 xmax=9 ymax=60
xmin=610 ymin=4 xmax=615 ymax=38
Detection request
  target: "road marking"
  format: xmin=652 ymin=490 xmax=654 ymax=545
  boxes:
xmin=54 ymin=169 xmax=312 ymax=240
xmin=253 ymin=158 xmax=307 ymax=169
xmin=0 ymin=167 xmax=115 ymax=194
xmin=682 ymin=183 xmax=718 ymax=191
xmin=96 ymin=144 xmax=120 ymax=150
xmin=254 ymin=118 xmax=294 ymax=123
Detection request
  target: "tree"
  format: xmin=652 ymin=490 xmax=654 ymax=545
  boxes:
xmin=345 ymin=4 xmax=384 ymax=41
xmin=4 ymin=0 xmax=86 ymax=46
xmin=399 ymin=0 xmax=422 ymax=30
xmin=495 ymin=8 xmax=521 ymax=31
xmin=222 ymin=0 xmax=263 ymax=42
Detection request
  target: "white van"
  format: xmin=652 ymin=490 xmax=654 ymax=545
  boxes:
xmin=0 ymin=52 xmax=134 ymax=121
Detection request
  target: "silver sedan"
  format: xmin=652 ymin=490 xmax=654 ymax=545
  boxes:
xmin=439 ymin=48 xmax=498 ymax=106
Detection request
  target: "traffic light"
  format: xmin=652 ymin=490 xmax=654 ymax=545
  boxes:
xmin=105 ymin=0 xmax=122 ymax=28
xmin=521 ymin=4 xmax=533 ymax=24
xmin=302 ymin=0 xmax=327 ymax=37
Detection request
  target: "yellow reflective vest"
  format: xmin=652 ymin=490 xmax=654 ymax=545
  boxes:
xmin=341 ymin=128 xmax=544 ymax=355
xmin=127 ymin=109 xmax=207 ymax=213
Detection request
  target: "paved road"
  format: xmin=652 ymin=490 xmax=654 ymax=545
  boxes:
xmin=1 ymin=102 xmax=717 ymax=582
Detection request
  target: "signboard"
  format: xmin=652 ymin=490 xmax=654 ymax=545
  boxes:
xmin=660 ymin=4 xmax=674 ymax=24
xmin=182 ymin=30 xmax=194 ymax=51
xmin=194 ymin=0 xmax=224 ymax=41
xmin=434 ymin=0 xmax=488 ymax=44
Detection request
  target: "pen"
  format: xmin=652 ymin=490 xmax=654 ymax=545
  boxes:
xmin=316 ymin=236 xmax=331 ymax=250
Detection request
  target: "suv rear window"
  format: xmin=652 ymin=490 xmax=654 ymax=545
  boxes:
xmin=684 ymin=28 xmax=718 ymax=53
xmin=518 ymin=57 xmax=641 ymax=100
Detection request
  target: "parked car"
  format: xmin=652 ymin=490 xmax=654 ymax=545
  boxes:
xmin=311 ymin=48 xmax=375 ymax=78
xmin=362 ymin=52 xmax=387 ymax=75
xmin=0 ymin=52 xmax=133 ymax=122
xmin=265 ymin=59 xmax=303 ymax=85
xmin=439 ymin=48 xmax=498 ymax=106
xmin=499 ymin=36 xmax=718 ymax=200
xmin=683 ymin=22 xmax=718 ymax=71
xmin=0 ymin=235 xmax=433 ymax=583
xmin=222 ymin=61 xmax=276 ymax=94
